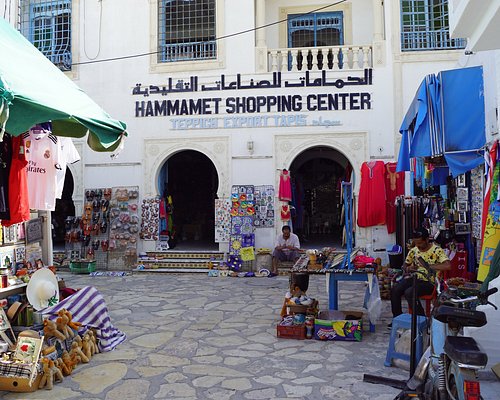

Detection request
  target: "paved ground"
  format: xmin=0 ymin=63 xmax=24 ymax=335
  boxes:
xmin=3 ymin=272 xmax=499 ymax=399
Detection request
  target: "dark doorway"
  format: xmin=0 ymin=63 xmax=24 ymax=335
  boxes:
xmin=52 ymin=168 xmax=76 ymax=250
xmin=159 ymin=150 xmax=219 ymax=250
xmin=289 ymin=147 xmax=352 ymax=249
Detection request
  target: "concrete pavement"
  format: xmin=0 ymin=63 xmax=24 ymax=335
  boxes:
xmin=2 ymin=272 xmax=498 ymax=399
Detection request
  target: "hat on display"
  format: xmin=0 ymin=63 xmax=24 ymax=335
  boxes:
xmin=26 ymin=268 xmax=60 ymax=311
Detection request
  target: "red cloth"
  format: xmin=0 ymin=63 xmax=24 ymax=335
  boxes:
xmin=357 ymin=161 xmax=386 ymax=227
xmin=279 ymin=169 xmax=292 ymax=201
xmin=2 ymin=136 xmax=30 ymax=227
xmin=280 ymin=205 xmax=291 ymax=221
xmin=384 ymin=162 xmax=405 ymax=233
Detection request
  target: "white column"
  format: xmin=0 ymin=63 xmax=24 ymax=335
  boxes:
xmin=373 ymin=0 xmax=384 ymax=41
xmin=372 ymin=0 xmax=386 ymax=66
xmin=256 ymin=0 xmax=266 ymax=47
xmin=255 ymin=0 xmax=268 ymax=72
xmin=40 ymin=211 xmax=54 ymax=266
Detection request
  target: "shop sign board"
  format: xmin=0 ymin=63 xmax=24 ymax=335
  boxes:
xmin=131 ymin=69 xmax=374 ymax=129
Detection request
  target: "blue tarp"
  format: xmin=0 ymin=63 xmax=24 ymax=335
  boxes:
xmin=440 ymin=67 xmax=486 ymax=175
xmin=396 ymin=66 xmax=486 ymax=177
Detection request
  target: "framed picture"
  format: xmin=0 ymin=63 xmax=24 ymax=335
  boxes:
xmin=457 ymin=174 xmax=466 ymax=187
xmin=455 ymin=223 xmax=471 ymax=235
xmin=14 ymin=336 xmax=43 ymax=364
xmin=457 ymin=201 xmax=468 ymax=212
xmin=458 ymin=211 xmax=467 ymax=223
xmin=457 ymin=188 xmax=468 ymax=201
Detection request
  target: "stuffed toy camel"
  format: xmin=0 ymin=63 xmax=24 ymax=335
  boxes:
xmin=43 ymin=319 xmax=66 ymax=341
xmin=56 ymin=310 xmax=75 ymax=339
xmin=39 ymin=358 xmax=63 ymax=390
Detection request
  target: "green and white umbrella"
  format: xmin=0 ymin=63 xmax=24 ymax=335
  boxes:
xmin=0 ymin=17 xmax=127 ymax=151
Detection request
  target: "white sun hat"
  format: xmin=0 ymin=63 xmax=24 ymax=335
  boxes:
xmin=26 ymin=268 xmax=60 ymax=311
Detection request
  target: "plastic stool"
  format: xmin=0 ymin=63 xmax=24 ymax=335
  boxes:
xmin=385 ymin=313 xmax=427 ymax=367
xmin=408 ymin=286 xmax=437 ymax=317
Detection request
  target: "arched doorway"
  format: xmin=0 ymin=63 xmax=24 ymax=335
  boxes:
xmin=289 ymin=146 xmax=353 ymax=248
xmin=158 ymin=150 xmax=219 ymax=250
xmin=51 ymin=168 xmax=76 ymax=250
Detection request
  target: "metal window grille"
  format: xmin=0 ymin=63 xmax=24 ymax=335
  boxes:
xmin=288 ymin=12 xmax=344 ymax=48
xmin=288 ymin=12 xmax=344 ymax=70
xmin=400 ymin=0 xmax=466 ymax=51
xmin=18 ymin=0 xmax=72 ymax=71
xmin=158 ymin=0 xmax=216 ymax=63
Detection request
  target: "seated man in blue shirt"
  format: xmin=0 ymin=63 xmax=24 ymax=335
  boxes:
xmin=272 ymin=226 xmax=300 ymax=275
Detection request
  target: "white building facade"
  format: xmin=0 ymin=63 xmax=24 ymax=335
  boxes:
xmin=2 ymin=0 xmax=479 ymax=254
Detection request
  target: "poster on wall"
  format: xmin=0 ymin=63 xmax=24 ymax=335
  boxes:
xmin=254 ymin=185 xmax=275 ymax=227
xmin=214 ymin=199 xmax=231 ymax=242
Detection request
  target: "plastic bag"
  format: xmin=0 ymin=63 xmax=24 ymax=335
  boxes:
xmin=365 ymin=275 xmax=382 ymax=324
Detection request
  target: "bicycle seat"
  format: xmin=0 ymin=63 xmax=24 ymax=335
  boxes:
xmin=444 ymin=336 xmax=488 ymax=367
xmin=434 ymin=305 xmax=487 ymax=327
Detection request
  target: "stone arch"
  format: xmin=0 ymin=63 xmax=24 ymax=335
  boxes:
xmin=144 ymin=137 xmax=230 ymax=199
xmin=274 ymin=132 xmax=368 ymax=244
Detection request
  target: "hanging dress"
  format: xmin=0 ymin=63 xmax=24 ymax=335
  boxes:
xmin=279 ymin=169 xmax=292 ymax=201
xmin=357 ymin=161 xmax=386 ymax=227
xmin=385 ymin=162 xmax=405 ymax=234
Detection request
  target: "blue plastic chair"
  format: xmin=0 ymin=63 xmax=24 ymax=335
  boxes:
xmin=385 ymin=313 xmax=427 ymax=367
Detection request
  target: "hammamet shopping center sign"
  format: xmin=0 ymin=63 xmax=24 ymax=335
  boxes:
xmin=133 ymin=69 xmax=373 ymax=118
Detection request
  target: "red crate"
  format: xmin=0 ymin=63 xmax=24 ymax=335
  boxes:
xmin=277 ymin=323 xmax=306 ymax=340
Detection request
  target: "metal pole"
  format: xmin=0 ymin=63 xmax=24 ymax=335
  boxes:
xmin=410 ymin=271 xmax=418 ymax=376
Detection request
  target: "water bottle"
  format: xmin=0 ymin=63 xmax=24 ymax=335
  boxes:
xmin=305 ymin=316 xmax=314 ymax=339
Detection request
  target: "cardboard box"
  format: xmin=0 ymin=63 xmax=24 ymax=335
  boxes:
xmin=314 ymin=310 xmax=363 ymax=341
xmin=0 ymin=372 xmax=42 ymax=392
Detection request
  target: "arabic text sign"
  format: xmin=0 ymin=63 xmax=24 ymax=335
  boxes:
xmin=131 ymin=69 xmax=373 ymax=97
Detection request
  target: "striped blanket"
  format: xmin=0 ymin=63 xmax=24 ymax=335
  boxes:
xmin=42 ymin=286 xmax=126 ymax=352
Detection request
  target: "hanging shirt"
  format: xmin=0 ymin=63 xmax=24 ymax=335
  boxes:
xmin=23 ymin=123 xmax=61 ymax=211
xmin=0 ymin=134 xmax=12 ymax=221
xmin=279 ymin=169 xmax=292 ymax=201
xmin=2 ymin=136 xmax=30 ymax=226
xmin=55 ymin=137 xmax=80 ymax=199
xmin=357 ymin=161 xmax=386 ymax=227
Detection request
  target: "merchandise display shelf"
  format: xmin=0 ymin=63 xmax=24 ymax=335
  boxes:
xmin=0 ymin=282 xmax=28 ymax=299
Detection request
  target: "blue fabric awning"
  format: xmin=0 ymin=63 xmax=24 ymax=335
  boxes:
xmin=397 ymin=66 xmax=486 ymax=177
xmin=439 ymin=67 xmax=486 ymax=175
